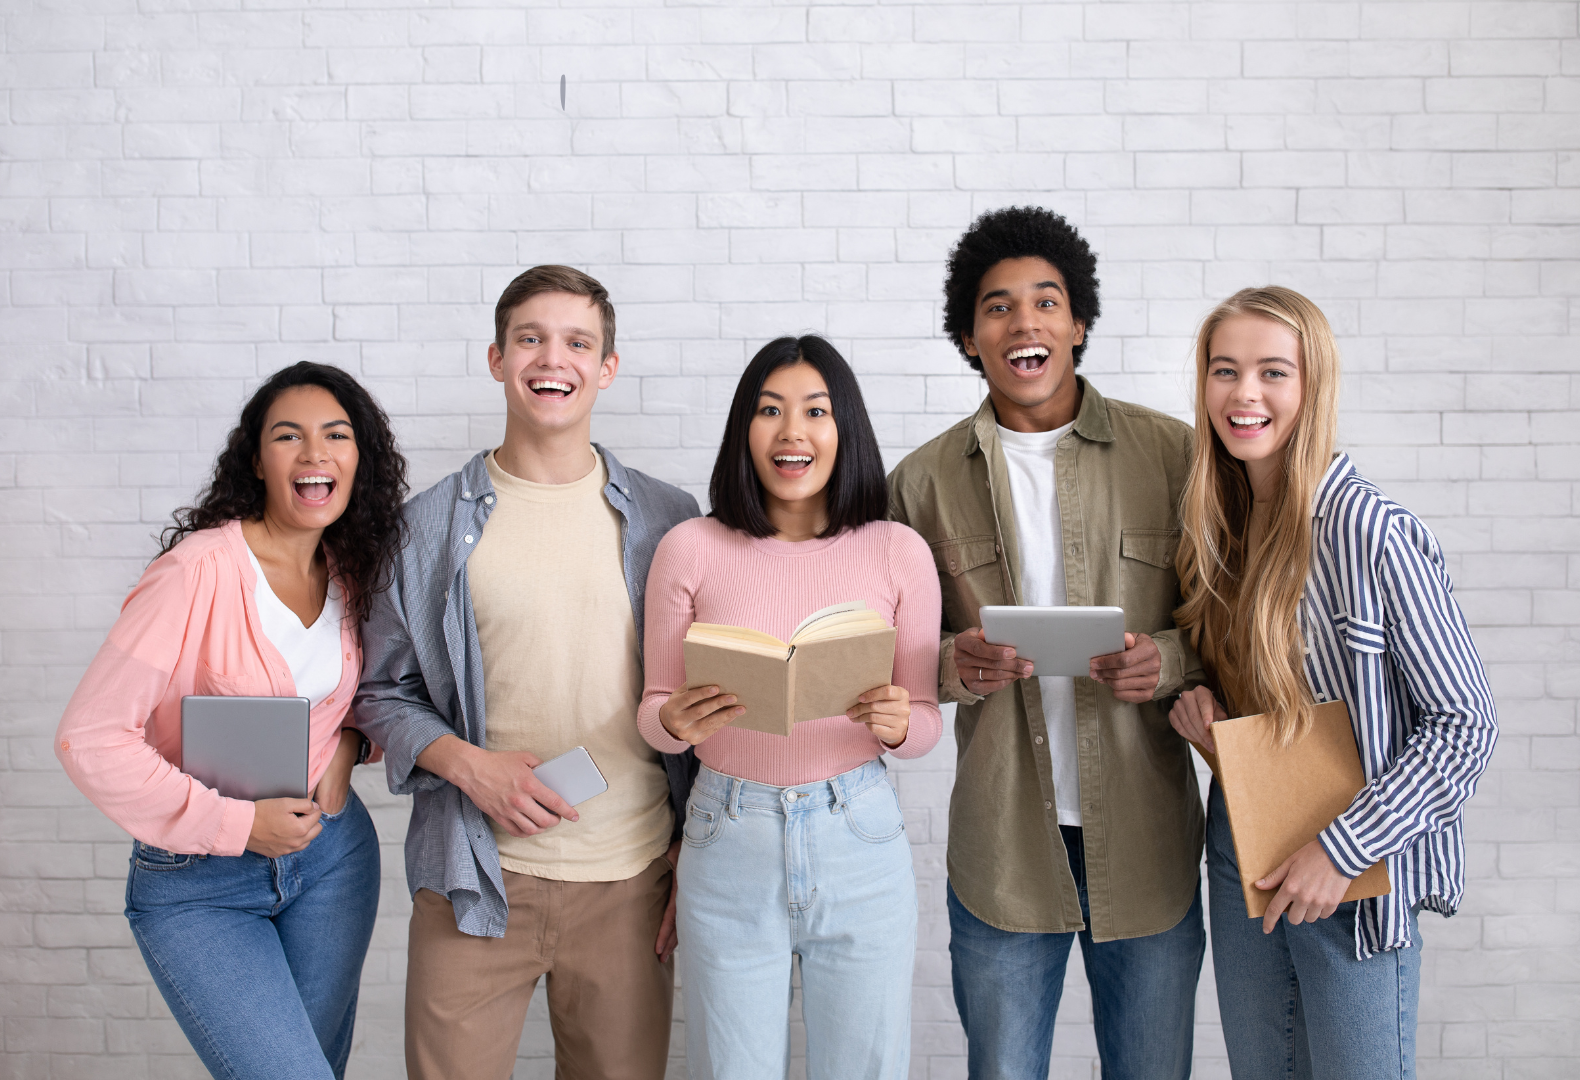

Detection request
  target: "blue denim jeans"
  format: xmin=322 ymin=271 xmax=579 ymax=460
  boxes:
xmin=949 ymin=825 xmax=1205 ymax=1080
xmin=1207 ymin=781 xmax=1420 ymax=1080
xmin=125 ymin=790 xmax=381 ymax=1080
xmin=677 ymin=760 xmax=917 ymax=1080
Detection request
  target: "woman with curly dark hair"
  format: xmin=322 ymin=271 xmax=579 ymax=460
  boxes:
xmin=56 ymin=362 xmax=407 ymax=1080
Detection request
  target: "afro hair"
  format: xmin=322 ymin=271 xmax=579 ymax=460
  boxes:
xmin=942 ymin=206 xmax=1102 ymax=373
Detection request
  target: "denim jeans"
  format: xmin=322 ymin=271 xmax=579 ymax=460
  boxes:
xmin=125 ymin=790 xmax=380 ymax=1080
xmin=1207 ymin=781 xmax=1420 ymax=1080
xmin=948 ymin=826 xmax=1205 ymax=1080
xmin=677 ymin=760 xmax=917 ymax=1080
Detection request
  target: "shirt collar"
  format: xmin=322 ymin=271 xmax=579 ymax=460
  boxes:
xmin=1311 ymin=452 xmax=1355 ymax=520
xmin=964 ymin=374 xmax=1113 ymax=455
xmin=455 ymin=444 xmax=632 ymax=503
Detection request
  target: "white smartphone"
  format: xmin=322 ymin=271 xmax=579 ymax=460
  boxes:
xmin=532 ymin=746 xmax=609 ymax=807
xmin=979 ymin=605 xmax=1127 ymax=677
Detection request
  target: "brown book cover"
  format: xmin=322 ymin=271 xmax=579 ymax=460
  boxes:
xmin=682 ymin=602 xmax=897 ymax=737
xmin=1209 ymin=699 xmax=1391 ymax=918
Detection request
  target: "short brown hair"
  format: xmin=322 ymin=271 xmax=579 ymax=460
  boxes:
xmin=493 ymin=265 xmax=616 ymax=357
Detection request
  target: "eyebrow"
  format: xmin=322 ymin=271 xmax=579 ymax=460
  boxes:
xmin=980 ymin=280 xmax=1064 ymax=304
xmin=1209 ymin=355 xmax=1297 ymax=367
xmin=758 ymin=389 xmax=831 ymax=402
xmin=513 ymin=320 xmax=598 ymax=341
xmin=270 ymin=419 xmax=353 ymax=432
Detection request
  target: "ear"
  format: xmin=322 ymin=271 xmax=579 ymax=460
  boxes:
xmin=253 ymin=453 xmax=264 ymax=481
xmin=597 ymin=349 xmax=620 ymax=389
xmin=487 ymin=342 xmax=506 ymax=383
xmin=961 ymin=332 xmax=979 ymax=359
xmin=1072 ymin=321 xmax=1086 ymax=347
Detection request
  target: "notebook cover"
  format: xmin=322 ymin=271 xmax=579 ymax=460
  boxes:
xmin=789 ymin=627 xmax=898 ymax=727
xmin=682 ymin=639 xmax=792 ymax=737
xmin=1212 ymin=699 xmax=1391 ymax=919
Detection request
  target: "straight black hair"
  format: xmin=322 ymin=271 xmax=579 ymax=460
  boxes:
xmin=708 ymin=335 xmax=888 ymax=539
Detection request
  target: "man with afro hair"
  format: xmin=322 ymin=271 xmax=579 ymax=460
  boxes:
xmin=888 ymin=207 xmax=1206 ymax=1079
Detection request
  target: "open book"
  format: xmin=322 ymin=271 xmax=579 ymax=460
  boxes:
xmin=1199 ymin=699 xmax=1391 ymax=919
xmin=683 ymin=601 xmax=898 ymax=737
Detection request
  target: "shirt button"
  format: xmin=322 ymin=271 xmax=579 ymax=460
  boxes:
xmin=324 ymin=696 xmax=333 ymax=705
xmin=1044 ymin=801 xmax=1053 ymax=810
xmin=484 ymin=495 xmax=494 ymax=504
xmin=463 ymin=490 xmax=472 ymax=499
xmin=464 ymin=535 xmax=474 ymax=544
xmin=948 ymin=560 xmax=957 ymax=571
xmin=345 ymin=653 xmax=352 ymax=662
xmin=1035 ymin=735 xmax=1045 ymax=745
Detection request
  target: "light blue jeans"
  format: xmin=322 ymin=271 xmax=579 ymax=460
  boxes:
xmin=1207 ymin=781 xmax=1421 ymax=1080
xmin=124 ymin=791 xmax=380 ymax=1080
xmin=677 ymin=760 xmax=917 ymax=1080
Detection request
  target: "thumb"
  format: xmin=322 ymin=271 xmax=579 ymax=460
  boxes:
xmin=1257 ymin=856 xmax=1294 ymax=891
xmin=1124 ymin=632 xmax=1136 ymax=650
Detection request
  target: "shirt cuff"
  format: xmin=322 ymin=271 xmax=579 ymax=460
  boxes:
xmin=213 ymin=797 xmax=256 ymax=858
xmin=939 ymin=635 xmax=984 ymax=707
xmin=1318 ymin=814 xmax=1373 ymax=880
xmin=1151 ymin=631 xmax=1185 ymax=700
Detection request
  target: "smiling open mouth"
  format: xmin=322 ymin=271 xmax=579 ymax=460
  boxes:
xmin=1005 ymin=344 xmax=1049 ymax=373
xmin=1228 ymin=415 xmax=1270 ymax=434
xmin=771 ymin=453 xmax=813 ymax=475
xmin=294 ymin=475 xmax=335 ymax=502
xmin=529 ymin=379 xmax=573 ymax=398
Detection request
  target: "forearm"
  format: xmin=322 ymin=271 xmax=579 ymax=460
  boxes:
xmin=1150 ymin=627 xmax=1203 ymax=700
xmin=413 ymin=733 xmax=487 ymax=792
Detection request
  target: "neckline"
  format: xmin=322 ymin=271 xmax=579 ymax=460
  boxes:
xmin=245 ymin=545 xmax=335 ymax=632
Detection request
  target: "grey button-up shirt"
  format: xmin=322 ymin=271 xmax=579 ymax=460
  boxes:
xmin=353 ymin=446 xmax=700 ymax=937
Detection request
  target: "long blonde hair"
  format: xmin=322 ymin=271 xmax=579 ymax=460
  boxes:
xmin=1175 ymin=287 xmax=1341 ymax=744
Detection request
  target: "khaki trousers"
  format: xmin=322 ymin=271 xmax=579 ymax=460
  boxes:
xmin=405 ymin=857 xmax=674 ymax=1080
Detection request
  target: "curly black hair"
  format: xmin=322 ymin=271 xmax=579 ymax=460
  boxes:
xmin=942 ymin=206 xmax=1102 ymax=374
xmin=158 ymin=362 xmax=408 ymax=624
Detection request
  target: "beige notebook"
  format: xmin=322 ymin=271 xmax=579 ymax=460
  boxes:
xmin=1208 ymin=699 xmax=1391 ymax=919
xmin=683 ymin=601 xmax=898 ymax=737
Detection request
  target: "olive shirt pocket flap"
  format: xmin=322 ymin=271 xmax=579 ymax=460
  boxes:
xmin=933 ymin=537 xmax=999 ymax=577
xmin=1119 ymin=529 xmax=1180 ymax=569
xmin=1332 ymin=611 xmax=1387 ymax=654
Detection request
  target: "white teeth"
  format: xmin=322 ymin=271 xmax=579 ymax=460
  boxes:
xmin=774 ymin=455 xmax=812 ymax=464
xmin=529 ymin=379 xmax=573 ymax=393
xmin=1006 ymin=345 xmax=1049 ymax=360
xmin=294 ymin=475 xmax=333 ymax=484
xmin=1229 ymin=415 xmax=1269 ymax=426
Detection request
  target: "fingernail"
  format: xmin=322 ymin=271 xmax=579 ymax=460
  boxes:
xmin=725 ymin=696 xmax=736 ymax=704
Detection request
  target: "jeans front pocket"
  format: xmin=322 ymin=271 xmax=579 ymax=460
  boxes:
xmin=133 ymin=842 xmax=202 ymax=871
xmin=843 ymin=781 xmax=906 ymax=843
xmin=682 ymin=800 xmax=724 ymax=848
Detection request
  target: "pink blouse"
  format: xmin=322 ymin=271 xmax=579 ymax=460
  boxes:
xmin=56 ymin=520 xmax=366 ymax=856
xmin=638 ymin=517 xmax=943 ymax=786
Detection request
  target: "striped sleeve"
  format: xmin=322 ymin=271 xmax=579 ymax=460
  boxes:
xmin=1319 ymin=513 xmax=1499 ymax=878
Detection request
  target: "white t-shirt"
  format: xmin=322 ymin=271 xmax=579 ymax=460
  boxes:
xmin=246 ymin=547 xmax=345 ymax=708
xmin=997 ymin=420 xmax=1082 ymax=826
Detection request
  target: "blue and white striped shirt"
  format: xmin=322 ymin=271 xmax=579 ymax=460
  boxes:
xmin=1304 ymin=454 xmax=1498 ymax=959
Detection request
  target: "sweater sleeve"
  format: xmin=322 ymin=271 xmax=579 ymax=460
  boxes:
xmin=55 ymin=551 xmax=256 ymax=856
xmin=637 ymin=526 xmax=696 ymax=755
xmin=883 ymin=524 xmax=944 ymax=759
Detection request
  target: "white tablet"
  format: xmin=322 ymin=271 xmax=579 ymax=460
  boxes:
xmin=978 ymin=606 xmax=1127 ymax=678
xmin=533 ymin=746 xmax=608 ymax=807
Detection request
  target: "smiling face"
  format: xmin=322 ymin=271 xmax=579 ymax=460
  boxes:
xmin=488 ymin=290 xmax=618 ymax=439
xmin=963 ymin=256 xmax=1087 ymax=432
xmin=253 ymin=385 xmax=358 ymax=532
xmin=1204 ymin=314 xmax=1305 ymax=486
xmin=748 ymin=361 xmax=839 ymax=527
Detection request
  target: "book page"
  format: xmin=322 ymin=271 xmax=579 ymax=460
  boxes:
xmin=685 ymin=622 xmax=789 ymax=659
xmin=789 ymin=600 xmax=869 ymax=642
xmin=791 ymin=609 xmax=889 ymax=644
xmin=789 ymin=627 xmax=898 ymax=726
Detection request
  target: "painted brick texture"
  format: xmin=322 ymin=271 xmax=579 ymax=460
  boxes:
xmin=2 ymin=2 xmax=1577 ymax=1078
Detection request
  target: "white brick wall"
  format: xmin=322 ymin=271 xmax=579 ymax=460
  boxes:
xmin=3 ymin=1 xmax=1577 ymax=1077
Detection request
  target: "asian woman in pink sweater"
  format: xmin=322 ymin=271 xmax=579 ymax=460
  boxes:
xmin=55 ymin=363 xmax=407 ymax=1080
xmin=639 ymin=335 xmax=942 ymax=1080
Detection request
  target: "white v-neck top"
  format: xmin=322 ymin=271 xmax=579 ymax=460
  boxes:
xmin=245 ymin=547 xmax=345 ymax=708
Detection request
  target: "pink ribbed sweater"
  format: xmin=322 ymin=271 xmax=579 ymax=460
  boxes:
xmin=638 ymin=517 xmax=943 ymax=786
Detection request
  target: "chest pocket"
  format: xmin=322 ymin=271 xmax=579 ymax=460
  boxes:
xmin=931 ymin=535 xmax=1003 ymax=630
xmin=1119 ymin=529 xmax=1179 ymax=568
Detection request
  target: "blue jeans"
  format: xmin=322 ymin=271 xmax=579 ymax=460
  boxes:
xmin=125 ymin=791 xmax=381 ymax=1080
xmin=677 ymin=760 xmax=917 ymax=1080
xmin=949 ymin=826 xmax=1205 ymax=1080
xmin=1207 ymin=781 xmax=1420 ymax=1080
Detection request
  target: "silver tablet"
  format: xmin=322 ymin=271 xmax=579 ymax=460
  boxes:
xmin=181 ymin=695 xmax=311 ymax=801
xmin=533 ymin=746 xmax=609 ymax=807
xmin=978 ymin=606 xmax=1127 ymax=677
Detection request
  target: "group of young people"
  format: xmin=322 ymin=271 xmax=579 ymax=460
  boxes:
xmin=57 ymin=206 xmax=1498 ymax=1080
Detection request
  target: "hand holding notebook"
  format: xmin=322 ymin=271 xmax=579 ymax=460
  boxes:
xmin=682 ymin=601 xmax=898 ymax=737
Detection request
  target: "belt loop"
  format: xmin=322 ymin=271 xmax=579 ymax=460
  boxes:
xmin=829 ymin=774 xmax=847 ymax=814
xmin=727 ymin=777 xmax=742 ymax=820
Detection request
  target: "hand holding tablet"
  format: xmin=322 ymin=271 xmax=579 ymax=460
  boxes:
xmin=979 ymin=606 xmax=1127 ymax=677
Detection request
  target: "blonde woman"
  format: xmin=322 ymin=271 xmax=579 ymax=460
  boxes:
xmin=1167 ymin=287 xmax=1497 ymax=1079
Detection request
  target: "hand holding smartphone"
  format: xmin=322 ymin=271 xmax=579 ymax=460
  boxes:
xmin=532 ymin=746 xmax=608 ymax=807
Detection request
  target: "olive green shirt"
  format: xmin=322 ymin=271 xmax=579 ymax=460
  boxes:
xmin=887 ymin=379 xmax=1205 ymax=941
